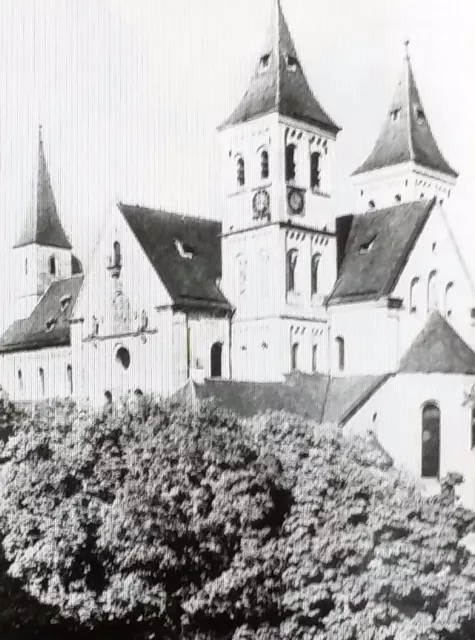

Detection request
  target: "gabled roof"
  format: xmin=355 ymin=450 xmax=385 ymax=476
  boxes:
xmin=352 ymin=49 xmax=457 ymax=178
xmin=0 ymin=275 xmax=84 ymax=353
xmin=219 ymin=0 xmax=339 ymax=134
xmin=328 ymin=199 xmax=435 ymax=305
xmin=399 ymin=311 xmax=475 ymax=375
xmin=14 ymin=127 xmax=72 ymax=250
xmin=118 ymin=204 xmax=231 ymax=311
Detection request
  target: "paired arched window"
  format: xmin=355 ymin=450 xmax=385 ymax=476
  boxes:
xmin=427 ymin=270 xmax=438 ymax=313
xmin=210 ymin=342 xmax=223 ymax=378
xmin=285 ymin=144 xmax=296 ymax=182
xmin=310 ymin=151 xmax=321 ymax=189
xmin=421 ymin=402 xmax=440 ymax=478
xmin=113 ymin=241 xmax=122 ymax=268
xmin=335 ymin=336 xmax=345 ymax=372
xmin=312 ymin=344 xmax=318 ymax=373
xmin=67 ymin=364 xmax=73 ymax=395
xmin=291 ymin=343 xmax=299 ymax=371
xmin=286 ymin=249 xmax=298 ymax=293
xmin=444 ymin=282 xmax=454 ymax=318
xmin=409 ymin=277 xmax=420 ymax=313
xmin=39 ymin=367 xmax=45 ymax=397
xmin=311 ymin=253 xmax=321 ymax=296
xmin=49 ymin=255 xmax=56 ymax=276
xmin=237 ymin=156 xmax=245 ymax=187
xmin=260 ymin=149 xmax=269 ymax=180
xmin=116 ymin=347 xmax=131 ymax=370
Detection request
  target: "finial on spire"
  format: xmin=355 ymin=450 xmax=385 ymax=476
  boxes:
xmin=38 ymin=124 xmax=43 ymax=145
xmin=404 ymin=39 xmax=410 ymax=60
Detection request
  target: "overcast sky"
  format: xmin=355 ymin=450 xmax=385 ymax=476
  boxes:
xmin=0 ymin=0 xmax=473 ymax=318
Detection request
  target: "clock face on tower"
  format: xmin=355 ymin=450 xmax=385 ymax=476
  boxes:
xmin=288 ymin=188 xmax=304 ymax=215
xmin=252 ymin=189 xmax=270 ymax=218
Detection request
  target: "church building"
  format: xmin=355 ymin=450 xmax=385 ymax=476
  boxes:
xmin=1 ymin=1 xmax=475 ymax=505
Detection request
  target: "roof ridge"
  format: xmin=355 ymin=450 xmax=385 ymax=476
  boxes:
xmin=405 ymin=54 xmax=415 ymax=162
xmin=118 ymin=202 xmax=220 ymax=226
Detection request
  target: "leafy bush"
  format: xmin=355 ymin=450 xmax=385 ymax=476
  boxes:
xmin=1 ymin=401 xmax=475 ymax=639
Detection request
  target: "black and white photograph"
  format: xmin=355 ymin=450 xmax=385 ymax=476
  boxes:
xmin=0 ymin=0 xmax=474 ymax=637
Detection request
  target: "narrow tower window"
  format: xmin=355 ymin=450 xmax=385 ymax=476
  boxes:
xmin=310 ymin=151 xmax=321 ymax=189
xmin=471 ymin=405 xmax=475 ymax=450
xmin=25 ymin=258 xmax=28 ymax=275
xmin=312 ymin=344 xmax=318 ymax=373
xmin=444 ymin=282 xmax=454 ymax=318
xmin=113 ymin=241 xmax=122 ymax=268
xmin=285 ymin=144 xmax=296 ymax=182
xmin=421 ymin=402 xmax=440 ymax=478
xmin=427 ymin=270 xmax=438 ymax=313
xmin=210 ymin=342 xmax=223 ymax=378
xmin=409 ymin=277 xmax=420 ymax=313
xmin=291 ymin=343 xmax=299 ymax=371
xmin=311 ymin=253 xmax=321 ymax=295
xmin=335 ymin=336 xmax=345 ymax=372
xmin=39 ymin=367 xmax=45 ymax=397
xmin=260 ymin=150 xmax=269 ymax=180
xmin=18 ymin=369 xmax=23 ymax=392
xmin=116 ymin=347 xmax=131 ymax=370
xmin=67 ymin=364 xmax=73 ymax=395
xmin=237 ymin=157 xmax=245 ymax=187
xmin=286 ymin=249 xmax=298 ymax=293
xmin=49 ymin=255 xmax=56 ymax=276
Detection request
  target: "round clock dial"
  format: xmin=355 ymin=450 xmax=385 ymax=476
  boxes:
xmin=253 ymin=189 xmax=270 ymax=215
xmin=288 ymin=189 xmax=304 ymax=214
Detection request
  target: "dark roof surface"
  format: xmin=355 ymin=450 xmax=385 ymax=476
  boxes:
xmin=399 ymin=311 xmax=475 ymax=375
xmin=0 ymin=275 xmax=84 ymax=353
xmin=186 ymin=372 xmax=386 ymax=425
xmin=219 ymin=1 xmax=339 ymax=133
xmin=328 ymin=199 xmax=435 ymax=305
xmin=14 ymin=128 xmax=72 ymax=250
xmin=118 ymin=204 xmax=231 ymax=311
xmin=353 ymin=55 xmax=457 ymax=178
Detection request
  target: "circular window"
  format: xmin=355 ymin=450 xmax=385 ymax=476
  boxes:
xmin=116 ymin=347 xmax=131 ymax=370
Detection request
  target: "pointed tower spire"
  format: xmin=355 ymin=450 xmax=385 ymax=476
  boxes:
xmin=14 ymin=126 xmax=72 ymax=250
xmin=219 ymin=0 xmax=339 ymax=133
xmin=352 ymin=45 xmax=457 ymax=179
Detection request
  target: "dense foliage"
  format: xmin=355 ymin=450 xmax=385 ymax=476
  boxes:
xmin=0 ymin=398 xmax=475 ymax=639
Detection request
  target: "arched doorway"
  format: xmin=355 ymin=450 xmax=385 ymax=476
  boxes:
xmin=210 ymin=342 xmax=223 ymax=378
xmin=421 ymin=402 xmax=440 ymax=478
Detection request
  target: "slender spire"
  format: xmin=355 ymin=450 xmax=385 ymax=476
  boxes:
xmin=352 ymin=45 xmax=457 ymax=178
xmin=14 ymin=126 xmax=72 ymax=250
xmin=219 ymin=0 xmax=340 ymax=133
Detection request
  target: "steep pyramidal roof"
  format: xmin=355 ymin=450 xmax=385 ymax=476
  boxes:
xmin=219 ymin=0 xmax=340 ymax=133
xmin=14 ymin=126 xmax=72 ymax=250
xmin=399 ymin=311 xmax=475 ymax=375
xmin=352 ymin=46 xmax=457 ymax=178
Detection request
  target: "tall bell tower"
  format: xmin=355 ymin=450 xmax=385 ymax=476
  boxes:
xmin=218 ymin=0 xmax=341 ymax=381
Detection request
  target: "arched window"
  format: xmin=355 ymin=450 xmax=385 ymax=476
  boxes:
xmin=285 ymin=144 xmax=296 ymax=182
xmin=310 ymin=151 xmax=321 ymax=189
xmin=311 ymin=253 xmax=321 ymax=296
xmin=237 ymin=156 xmax=245 ymax=187
xmin=312 ymin=344 xmax=318 ymax=373
xmin=18 ymin=369 xmax=23 ymax=392
xmin=39 ymin=367 xmax=45 ymax=397
xmin=444 ymin=282 xmax=454 ymax=318
xmin=113 ymin=241 xmax=122 ymax=268
xmin=116 ymin=347 xmax=131 ymax=370
xmin=66 ymin=364 xmax=73 ymax=395
xmin=210 ymin=342 xmax=223 ymax=378
xmin=421 ymin=402 xmax=440 ymax=478
xmin=260 ymin=149 xmax=269 ymax=180
xmin=291 ymin=342 xmax=299 ymax=371
xmin=427 ymin=270 xmax=438 ymax=313
xmin=335 ymin=337 xmax=345 ymax=372
xmin=49 ymin=255 xmax=56 ymax=276
xmin=409 ymin=277 xmax=420 ymax=313
xmin=286 ymin=249 xmax=298 ymax=293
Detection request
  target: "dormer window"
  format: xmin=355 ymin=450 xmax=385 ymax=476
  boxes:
xmin=359 ymin=235 xmax=376 ymax=254
xmin=259 ymin=53 xmax=271 ymax=72
xmin=390 ymin=108 xmax=401 ymax=121
xmin=175 ymin=240 xmax=194 ymax=259
xmin=60 ymin=294 xmax=71 ymax=313
xmin=415 ymin=107 xmax=425 ymax=124
xmin=286 ymin=55 xmax=299 ymax=72
xmin=45 ymin=317 xmax=56 ymax=332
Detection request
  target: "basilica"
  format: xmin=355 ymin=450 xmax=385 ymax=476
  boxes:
xmin=2 ymin=1 xmax=475 ymax=505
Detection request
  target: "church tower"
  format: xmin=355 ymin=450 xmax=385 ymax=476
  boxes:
xmin=352 ymin=43 xmax=458 ymax=213
xmin=218 ymin=0 xmax=341 ymax=381
xmin=13 ymin=127 xmax=73 ymax=320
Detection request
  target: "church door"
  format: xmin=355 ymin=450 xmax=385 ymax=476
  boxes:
xmin=421 ymin=403 xmax=440 ymax=478
xmin=210 ymin=343 xmax=223 ymax=378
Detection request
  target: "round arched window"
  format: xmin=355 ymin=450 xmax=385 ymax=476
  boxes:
xmin=116 ymin=347 xmax=131 ymax=370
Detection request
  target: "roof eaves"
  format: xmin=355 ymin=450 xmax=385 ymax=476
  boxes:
xmin=339 ymin=374 xmax=394 ymax=427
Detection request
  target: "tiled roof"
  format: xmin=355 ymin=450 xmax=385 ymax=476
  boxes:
xmin=399 ymin=311 xmax=475 ymax=375
xmin=185 ymin=372 xmax=387 ymax=425
xmin=118 ymin=204 xmax=232 ymax=311
xmin=0 ymin=275 xmax=84 ymax=353
xmin=352 ymin=54 xmax=457 ymax=178
xmin=328 ymin=199 xmax=435 ymax=305
xmin=219 ymin=1 xmax=339 ymax=133
xmin=14 ymin=127 xmax=72 ymax=250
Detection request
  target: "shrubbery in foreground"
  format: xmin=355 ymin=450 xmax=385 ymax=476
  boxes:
xmin=0 ymin=398 xmax=475 ymax=639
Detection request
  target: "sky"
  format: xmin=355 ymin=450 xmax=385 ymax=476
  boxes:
xmin=0 ymin=0 xmax=473 ymax=322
